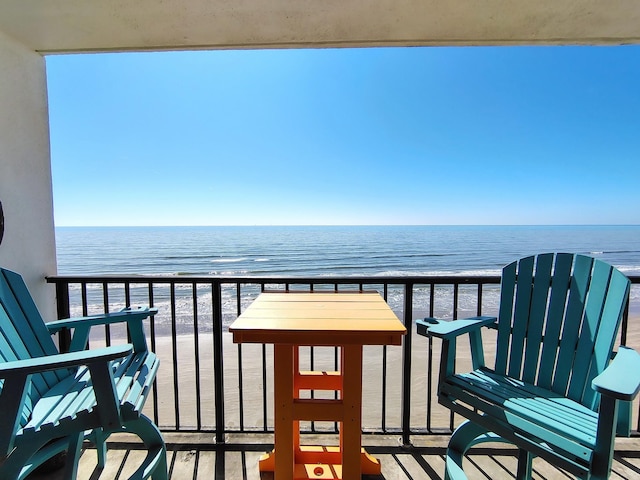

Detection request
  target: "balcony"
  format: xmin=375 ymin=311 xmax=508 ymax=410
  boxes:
xmin=35 ymin=273 xmax=640 ymax=479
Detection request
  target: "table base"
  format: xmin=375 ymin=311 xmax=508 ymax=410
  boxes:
xmin=258 ymin=447 xmax=381 ymax=479
xmin=265 ymin=343 xmax=381 ymax=480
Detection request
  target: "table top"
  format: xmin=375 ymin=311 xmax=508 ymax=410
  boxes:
xmin=228 ymin=291 xmax=406 ymax=346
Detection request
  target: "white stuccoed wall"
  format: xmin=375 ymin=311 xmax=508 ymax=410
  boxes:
xmin=0 ymin=30 xmax=58 ymax=320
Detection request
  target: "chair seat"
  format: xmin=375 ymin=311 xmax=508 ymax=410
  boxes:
xmin=442 ymin=367 xmax=598 ymax=467
xmin=21 ymin=350 xmax=159 ymax=439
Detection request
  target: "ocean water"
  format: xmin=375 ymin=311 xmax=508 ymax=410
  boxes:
xmin=55 ymin=225 xmax=640 ymax=329
xmin=56 ymin=225 xmax=640 ymax=277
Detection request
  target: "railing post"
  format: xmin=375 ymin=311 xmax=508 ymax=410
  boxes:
xmin=54 ymin=280 xmax=72 ymax=353
xmin=212 ymin=281 xmax=226 ymax=443
xmin=401 ymin=282 xmax=413 ymax=446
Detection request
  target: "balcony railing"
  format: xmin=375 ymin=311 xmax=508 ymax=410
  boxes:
xmin=47 ymin=274 xmax=640 ymax=446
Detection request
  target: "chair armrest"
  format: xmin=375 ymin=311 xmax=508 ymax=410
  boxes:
xmin=47 ymin=306 xmax=157 ymax=353
xmin=0 ymin=344 xmax=133 ymax=378
xmin=45 ymin=306 xmax=158 ymax=333
xmin=417 ymin=316 xmax=497 ymax=339
xmin=592 ymin=346 xmax=640 ymax=401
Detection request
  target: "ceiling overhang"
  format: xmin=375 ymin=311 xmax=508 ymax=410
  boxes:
xmin=1 ymin=1 xmax=639 ymax=54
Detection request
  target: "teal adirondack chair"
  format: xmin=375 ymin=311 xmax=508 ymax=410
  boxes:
xmin=417 ymin=253 xmax=640 ymax=480
xmin=0 ymin=267 xmax=167 ymax=480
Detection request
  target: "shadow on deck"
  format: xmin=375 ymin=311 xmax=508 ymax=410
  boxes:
xmin=27 ymin=433 xmax=640 ymax=479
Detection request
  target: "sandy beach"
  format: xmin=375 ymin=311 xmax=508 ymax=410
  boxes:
xmin=138 ymin=312 xmax=640 ymax=437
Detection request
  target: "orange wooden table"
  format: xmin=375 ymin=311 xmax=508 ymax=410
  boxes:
xmin=229 ymin=292 xmax=406 ymax=480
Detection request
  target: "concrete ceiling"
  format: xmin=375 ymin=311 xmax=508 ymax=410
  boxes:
xmin=1 ymin=0 xmax=639 ymax=54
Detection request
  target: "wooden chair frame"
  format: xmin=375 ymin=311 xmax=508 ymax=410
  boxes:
xmin=0 ymin=267 xmax=167 ymax=480
xmin=418 ymin=253 xmax=640 ymax=480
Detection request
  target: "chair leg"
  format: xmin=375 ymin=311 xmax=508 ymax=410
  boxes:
xmin=0 ymin=436 xmax=52 ymax=480
xmin=62 ymin=433 xmax=84 ymax=480
xmin=92 ymin=428 xmax=108 ymax=468
xmin=445 ymin=420 xmax=506 ymax=480
xmin=122 ymin=415 xmax=167 ymax=480
xmin=591 ymin=395 xmax=618 ymax=480
xmin=516 ymin=449 xmax=533 ymax=480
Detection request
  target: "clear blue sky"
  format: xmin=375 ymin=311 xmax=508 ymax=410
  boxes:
xmin=46 ymin=46 xmax=640 ymax=226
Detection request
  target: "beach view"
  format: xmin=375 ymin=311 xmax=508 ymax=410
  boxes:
xmin=39 ymin=43 xmax=640 ymax=479
xmin=4 ymin=2 xmax=640 ymax=479
xmin=50 ymin=225 xmax=640 ymax=458
xmin=45 ymin=226 xmax=640 ymax=479
xmin=6 ymin=29 xmax=637 ymax=479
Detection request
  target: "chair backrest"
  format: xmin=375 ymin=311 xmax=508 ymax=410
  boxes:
xmin=494 ymin=253 xmax=630 ymax=410
xmin=0 ymin=268 xmax=70 ymax=426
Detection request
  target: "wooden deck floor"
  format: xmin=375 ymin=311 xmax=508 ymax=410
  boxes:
xmin=27 ymin=432 xmax=640 ymax=480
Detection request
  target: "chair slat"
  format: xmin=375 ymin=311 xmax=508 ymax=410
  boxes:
xmin=26 ymin=367 xmax=93 ymax=433
xmin=495 ymin=261 xmax=517 ymax=375
xmin=442 ymin=380 xmax=596 ymax=460
xmin=123 ymin=353 xmax=160 ymax=417
xmin=537 ymin=253 xmax=573 ymax=389
xmin=582 ymin=268 xmax=630 ymax=408
xmin=552 ymin=255 xmax=593 ymax=395
xmin=567 ymin=260 xmax=611 ymax=402
xmin=522 ymin=253 xmax=553 ymax=384
xmin=0 ymin=271 xmax=65 ymax=388
xmin=508 ymin=255 xmax=535 ymax=378
xmin=114 ymin=352 xmax=145 ymax=401
xmin=38 ymin=353 xmax=137 ymax=431
xmin=0 ymin=305 xmax=55 ymax=409
xmin=451 ymin=376 xmax=597 ymax=438
xmin=1 ymin=270 xmax=59 ymax=358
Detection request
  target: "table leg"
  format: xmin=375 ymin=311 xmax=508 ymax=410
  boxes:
xmin=293 ymin=346 xmax=301 ymax=452
xmin=340 ymin=344 xmax=363 ymax=479
xmin=274 ymin=344 xmax=295 ymax=480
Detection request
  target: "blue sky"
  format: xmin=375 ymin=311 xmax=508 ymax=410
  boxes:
xmin=46 ymin=46 xmax=640 ymax=226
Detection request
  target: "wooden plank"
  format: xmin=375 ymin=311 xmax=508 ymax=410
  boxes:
xmin=122 ymin=353 xmax=160 ymax=415
xmin=255 ymin=292 xmax=381 ymax=302
xmin=568 ymin=259 xmax=611 ymax=402
xmin=113 ymin=352 xmax=144 ymax=404
xmin=194 ymin=450 xmax=216 ymax=480
xmin=340 ymin=344 xmax=364 ymax=480
xmin=508 ymin=255 xmax=535 ymax=379
xmin=552 ymin=255 xmax=593 ymax=395
xmin=25 ymin=367 xmax=94 ymax=432
xmin=274 ymin=344 xmax=296 ymax=480
xmin=292 ymin=399 xmax=344 ymax=422
xmin=229 ymin=292 xmax=405 ymax=346
xmin=442 ymin=381 xmax=594 ymax=464
xmin=522 ymin=253 xmax=553 ymax=384
xmin=0 ymin=281 xmax=63 ymax=391
xmin=238 ymin=308 xmax=398 ymax=319
xmin=452 ymin=373 xmax=598 ymax=436
xmin=295 ymin=370 xmax=341 ymax=391
xmin=538 ymin=253 xmax=573 ymax=389
xmin=582 ymin=268 xmax=630 ymax=408
xmin=456 ymin=371 xmax=598 ymax=434
xmin=0 ymin=269 xmax=58 ymax=358
xmin=495 ymin=261 xmax=517 ymax=375
xmin=231 ymin=329 xmax=403 ymax=346
xmin=167 ymin=450 xmax=196 ymax=479
xmin=0 ymin=269 xmax=68 ymax=407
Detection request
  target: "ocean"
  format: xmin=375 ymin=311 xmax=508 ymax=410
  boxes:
xmin=56 ymin=225 xmax=640 ymax=277
xmin=55 ymin=225 xmax=640 ymax=329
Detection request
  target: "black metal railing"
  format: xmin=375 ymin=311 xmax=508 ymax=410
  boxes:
xmin=47 ymin=274 xmax=640 ymax=445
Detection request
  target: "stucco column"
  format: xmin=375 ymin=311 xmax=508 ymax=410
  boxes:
xmin=0 ymin=30 xmax=57 ymax=319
